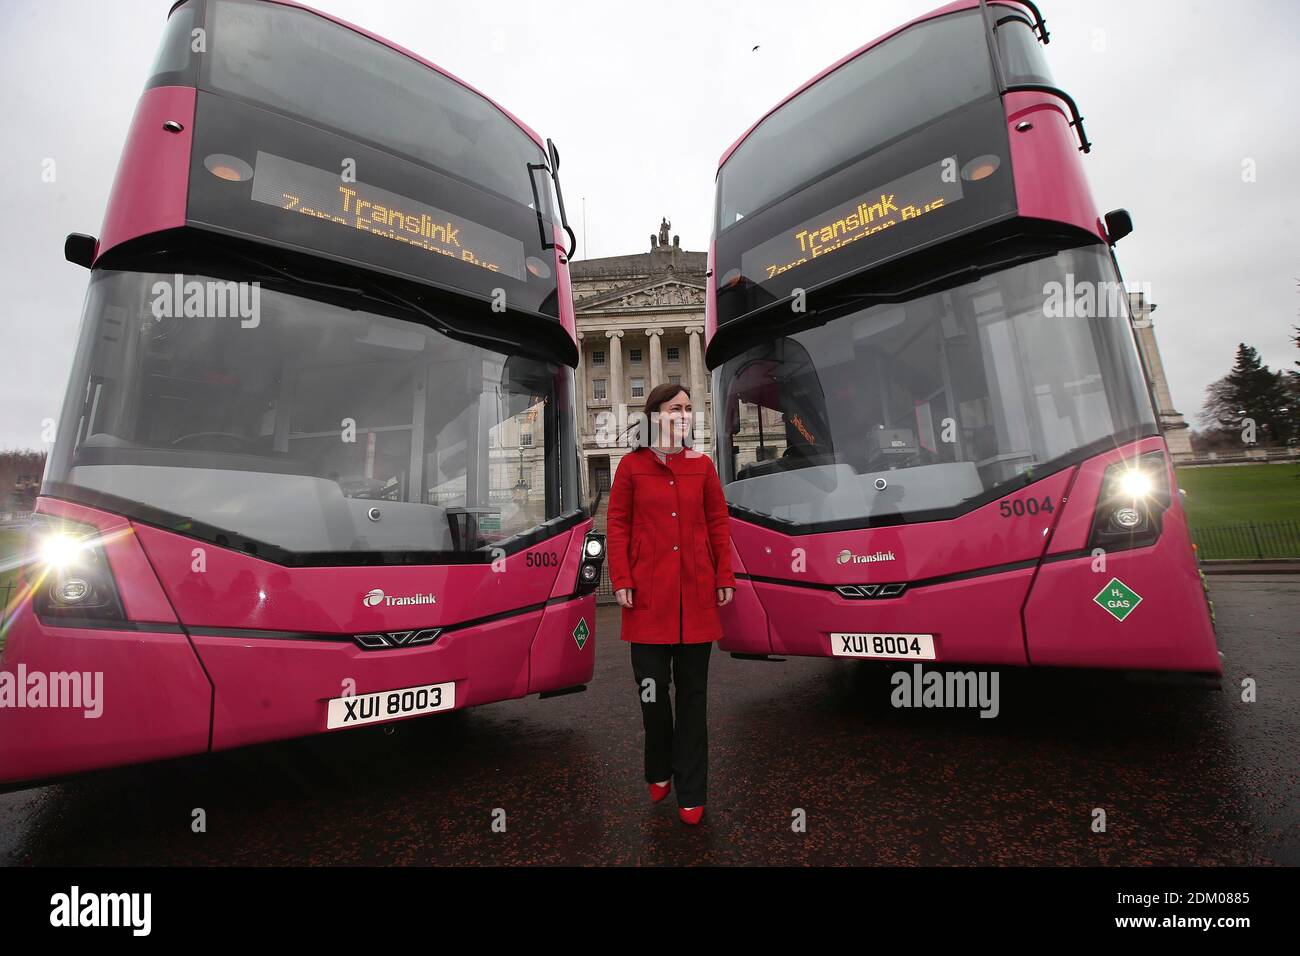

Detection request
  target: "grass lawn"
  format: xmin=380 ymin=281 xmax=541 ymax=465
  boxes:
xmin=1175 ymin=463 xmax=1300 ymax=528
xmin=0 ymin=525 xmax=26 ymax=589
xmin=0 ymin=525 xmax=29 ymax=654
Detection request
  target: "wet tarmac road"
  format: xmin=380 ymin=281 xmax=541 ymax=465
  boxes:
xmin=0 ymin=575 xmax=1295 ymax=866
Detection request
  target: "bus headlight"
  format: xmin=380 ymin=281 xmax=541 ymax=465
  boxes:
xmin=1088 ymin=452 xmax=1172 ymax=553
xmin=1111 ymin=506 xmax=1143 ymax=530
xmin=39 ymin=532 xmax=91 ymax=570
xmin=576 ymin=531 xmax=606 ymax=595
xmin=52 ymin=577 xmax=93 ymax=605
xmin=1117 ymin=469 xmax=1154 ymax=499
xmin=27 ymin=516 xmax=126 ymax=621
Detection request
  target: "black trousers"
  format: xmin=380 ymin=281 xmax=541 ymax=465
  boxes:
xmin=629 ymin=638 xmax=712 ymax=807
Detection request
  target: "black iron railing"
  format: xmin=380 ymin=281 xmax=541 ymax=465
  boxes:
xmin=1190 ymin=519 xmax=1300 ymax=560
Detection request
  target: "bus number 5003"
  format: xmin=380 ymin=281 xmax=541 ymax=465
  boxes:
xmin=999 ymin=496 xmax=1054 ymax=518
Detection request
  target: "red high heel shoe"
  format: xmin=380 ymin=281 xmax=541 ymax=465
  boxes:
xmin=678 ymin=805 xmax=704 ymax=825
xmin=648 ymin=780 xmax=671 ymax=803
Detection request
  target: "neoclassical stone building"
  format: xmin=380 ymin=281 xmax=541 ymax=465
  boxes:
xmin=1126 ymin=291 xmax=1193 ymax=461
xmin=570 ymin=219 xmax=714 ymax=497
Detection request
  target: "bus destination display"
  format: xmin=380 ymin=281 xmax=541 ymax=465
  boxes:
xmin=740 ymin=157 xmax=964 ymax=285
xmin=249 ymin=151 xmax=527 ymax=282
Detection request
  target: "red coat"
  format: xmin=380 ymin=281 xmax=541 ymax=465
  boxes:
xmin=606 ymin=445 xmax=737 ymax=644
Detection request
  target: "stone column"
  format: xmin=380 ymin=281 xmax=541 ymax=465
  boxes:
xmin=647 ymin=327 xmax=664 ymax=388
xmin=687 ymin=325 xmax=708 ymax=450
xmin=606 ymin=328 xmax=625 ymax=436
xmin=1128 ymin=293 xmax=1193 ymax=461
xmin=574 ymin=330 xmax=588 ymax=449
xmin=687 ymin=326 xmax=705 ymax=401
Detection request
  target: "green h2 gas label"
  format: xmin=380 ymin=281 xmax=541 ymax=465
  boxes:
xmin=572 ymin=617 xmax=590 ymax=649
xmin=1094 ymin=578 xmax=1143 ymax=622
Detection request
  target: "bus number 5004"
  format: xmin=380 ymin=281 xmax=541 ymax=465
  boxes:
xmin=999 ymin=496 xmax=1054 ymax=518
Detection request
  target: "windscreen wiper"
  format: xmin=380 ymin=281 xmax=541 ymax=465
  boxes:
xmin=205 ymin=247 xmax=526 ymax=356
xmin=359 ymin=281 xmax=529 ymax=356
xmin=812 ymin=248 xmax=1056 ymax=319
xmin=727 ymin=502 xmax=795 ymax=525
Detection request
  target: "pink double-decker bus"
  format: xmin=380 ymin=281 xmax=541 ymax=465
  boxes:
xmin=707 ymin=1 xmax=1219 ymax=677
xmin=1 ymin=0 xmax=604 ymax=787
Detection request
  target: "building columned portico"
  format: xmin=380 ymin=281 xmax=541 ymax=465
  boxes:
xmin=571 ymin=220 xmax=713 ymax=498
xmin=1127 ymin=291 xmax=1193 ymax=462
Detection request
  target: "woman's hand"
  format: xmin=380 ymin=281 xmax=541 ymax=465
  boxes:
xmin=716 ymin=587 xmax=734 ymax=607
xmin=615 ymin=588 xmax=634 ymax=609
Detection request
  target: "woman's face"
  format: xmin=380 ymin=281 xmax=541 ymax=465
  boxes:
xmin=655 ymin=390 xmax=692 ymax=446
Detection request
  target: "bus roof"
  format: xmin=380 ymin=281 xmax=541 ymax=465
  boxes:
xmin=180 ymin=0 xmax=548 ymax=152
xmin=716 ymin=0 xmax=1035 ymax=171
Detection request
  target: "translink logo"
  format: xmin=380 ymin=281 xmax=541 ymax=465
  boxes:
xmin=362 ymin=588 xmax=437 ymax=608
xmin=837 ymin=549 xmax=896 ymax=565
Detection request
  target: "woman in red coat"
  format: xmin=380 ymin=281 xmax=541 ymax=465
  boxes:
xmin=605 ymin=383 xmax=735 ymax=825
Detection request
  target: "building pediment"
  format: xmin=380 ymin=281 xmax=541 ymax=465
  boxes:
xmin=577 ymin=277 xmax=706 ymax=313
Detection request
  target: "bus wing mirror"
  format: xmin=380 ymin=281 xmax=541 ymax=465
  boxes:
xmin=545 ymin=138 xmax=578 ymax=262
xmin=64 ymin=233 xmax=97 ymax=268
xmin=1103 ymin=209 xmax=1133 ymax=245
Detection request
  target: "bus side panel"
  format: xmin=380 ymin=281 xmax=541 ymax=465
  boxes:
xmin=547 ymin=523 xmax=588 ymax=599
xmin=1024 ymin=448 xmax=1220 ymax=672
xmin=0 ymin=610 xmax=212 ymax=785
xmin=1004 ymin=90 xmax=1105 ymax=242
xmin=527 ymin=594 xmax=597 ymax=693
xmin=718 ymin=536 xmax=775 ymax=655
xmin=1023 ymin=532 xmax=1220 ymax=672
xmin=753 ymin=570 xmax=1033 ymax=665
xmin=0 ymin=498 xmax=212 ymax=786
xmin=97 ymin=85 xmax=196 ymax=260
xmin=199 ymin=608 xmax=542 ymax=752
xmin=716 ymin=577 xmax=775 ymax=655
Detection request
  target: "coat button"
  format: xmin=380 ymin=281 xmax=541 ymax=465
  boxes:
xmin=673 ymin=545 xmax=679 ymax=551
xmin=669 ymin=480 xmax=674 ymax=485
xmin=671 ymin=512 xmax=677 ymax=517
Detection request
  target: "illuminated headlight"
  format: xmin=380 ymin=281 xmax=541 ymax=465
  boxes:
xmin=39 ymin=532 xmax=91 ymax=570
xmin=576 ymin=532 xmax=606 ymax=595
xmin=1117 ymin=470 xmax=1154 ymax=499
xmin=26 ymin=516 xmax=126 ymax=621
xmin=1088 ymin=451 xmax=1172 ymax=553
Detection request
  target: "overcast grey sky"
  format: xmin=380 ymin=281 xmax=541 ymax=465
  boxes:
xmin=2 ymin=0 xmax=1297 ymax=450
